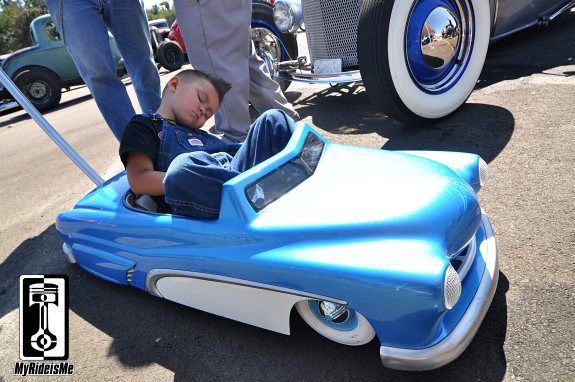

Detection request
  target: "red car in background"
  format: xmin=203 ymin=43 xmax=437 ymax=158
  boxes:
xmin=155 ymin=0 xmax=296 ymax=90
xmin=166 ymin=20 xmax=186 ymax=55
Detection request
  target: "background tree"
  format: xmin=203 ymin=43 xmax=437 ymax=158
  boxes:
xmin=0 ymin=0 xmax=48 ymax=54
xmin=146 ymin=3 xmax=176 ymax=26
xmin=0 ymin=1 xmax=175 ymax=55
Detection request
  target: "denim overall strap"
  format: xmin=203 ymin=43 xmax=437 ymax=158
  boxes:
xmin=156 ymin=115 xmax=230 ymax=172
xmin=163 ymin=109 xmax=295 ymax=219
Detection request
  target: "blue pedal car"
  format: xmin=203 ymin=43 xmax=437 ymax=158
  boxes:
xmin=56 ymin=122 xmax=498 ymax=371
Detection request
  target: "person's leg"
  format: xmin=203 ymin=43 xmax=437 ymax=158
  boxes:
xmin=231 ymin=110 xmax=295 ymax=173
xmin=174 ymin=0 xmax=252 ymax=142
xmin=104 ymin=0 xmax=161 ymax=114
xmin=164 ymin=152 xmax=239 ymax=219
xmin=44 ymin=0 xmax=135 ymax=140
xmin=248 ymin=41 xmax=300 ymax=121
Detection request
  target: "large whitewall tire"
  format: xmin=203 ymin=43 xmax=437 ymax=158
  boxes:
xmin=295 ymin=300 xmax=376 ymax=346
xmin=358 ymin=0 xmax=491 ymax=124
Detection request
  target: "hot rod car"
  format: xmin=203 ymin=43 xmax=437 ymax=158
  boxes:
xmin=0 ymin=14 xmax=124 ymax=112
xmin=271 ymin=0 xmax=575 ymax=124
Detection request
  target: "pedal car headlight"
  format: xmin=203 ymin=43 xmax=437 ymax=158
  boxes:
xmin=478 ymin=157 xmax=489 ymax=187
xmin=444 ymin=264 xmax=462 ymax=309
xmin=274 ymin=0 xmax=302 ymax=33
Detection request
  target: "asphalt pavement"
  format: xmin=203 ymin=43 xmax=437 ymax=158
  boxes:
xmin=0 ymin=11 xmax=574 ymax=382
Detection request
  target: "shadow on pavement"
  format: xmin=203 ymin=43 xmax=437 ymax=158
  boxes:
xmin=0 ymin=92 xmax=93 ymax=128
xmin=0 ymin=67 xmax=176 ymax=125
xmin=1 ymin=225 xmax=509 ymax=381
xmin=290 ymin=84 xmax=515 ymax=164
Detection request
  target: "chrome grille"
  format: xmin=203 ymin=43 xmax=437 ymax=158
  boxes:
xmin=126 ymin=265 xmax=136 ymax=285
xmin=449 ymin=235 xmax=477 ymax=282
xmin=302 ymin=0 xmax=361 ymax=69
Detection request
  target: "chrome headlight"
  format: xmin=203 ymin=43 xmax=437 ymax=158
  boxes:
xmin=444 ymin=264 xmax=462 ymax=309
xmin=273 ymin=0 xmax=303 ymax=34
xmin=478 ymin=157 xmax=489 ymax=187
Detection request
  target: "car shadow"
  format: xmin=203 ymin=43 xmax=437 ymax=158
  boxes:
xmin=0 ymin=91 xmax=94 ymax=128
xmin=288 ymin=84 xmax=514 ymax=165
xmin=1 ymin=225 xmax=509 ymax=381
xmin=0 ymin=67 xmax=177 ymax=124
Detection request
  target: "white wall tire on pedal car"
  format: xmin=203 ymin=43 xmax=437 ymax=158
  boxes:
xmin=296 ymin=300 xmax=376 ymax=346
xmin=358 ymin=0 xmax=490 ymax=124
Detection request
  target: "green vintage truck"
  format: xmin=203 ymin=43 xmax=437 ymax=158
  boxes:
xmin=0 ymin=14 xmax=125 ymax=113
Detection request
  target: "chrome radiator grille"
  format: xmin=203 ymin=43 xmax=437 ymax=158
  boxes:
xmin=302 ymin=0 xmax=361 ymax=69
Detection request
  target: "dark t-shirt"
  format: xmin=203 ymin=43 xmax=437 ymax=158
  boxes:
xmin=119 ymin=114 xmax=237 ymax=211
xmin=119 ymin=114 xmax=168 ymax=211
xmin=119 ymin=114 xmax=163 ymax=170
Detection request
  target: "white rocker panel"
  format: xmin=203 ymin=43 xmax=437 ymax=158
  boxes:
xmin=155 ymin=276 xmax=307 ymax=335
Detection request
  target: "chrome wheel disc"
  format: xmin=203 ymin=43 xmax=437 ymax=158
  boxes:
xmin=309 ymin=300 xmax=359 ymax=331
xmin=405 ymin=0 xmax=474 ymax=93
xmin=28 ymin=82 xmax=49 ymax=100
xmin=251 ymin=26 xmax=283 ymax=70
xmin=421 ymin=7 xmax=460 ymax=69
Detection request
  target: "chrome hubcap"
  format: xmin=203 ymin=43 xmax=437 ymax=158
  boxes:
xmin=307 ymin=300 xmax=359 ymax=331
xmin=405 ymin=0 xmax=474 ymax=93
xmin=319 ymin=301 xmax=349 ymax=323
xmin=29 ymin=82 xmax=48 ymax=100
xmin=421 ymin=7 xmax=460 ymax=69
xmin=251 ymin=27 xmax=282 ymax=69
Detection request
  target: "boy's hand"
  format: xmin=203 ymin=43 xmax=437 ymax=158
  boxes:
xmin=125 ymin=152 xmax=166 ymax=196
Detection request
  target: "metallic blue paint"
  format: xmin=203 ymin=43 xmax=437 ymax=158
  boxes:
xmin=72 ymin=243 xmax=135 ymax=285
xmin=56 ymin=122 xmax=496 ymax=352
xmin=398 ymin=151 xmax=483 ymax=192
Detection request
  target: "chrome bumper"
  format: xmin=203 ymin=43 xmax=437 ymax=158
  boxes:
xmin=62 ymin=242 xmax=76 ymax=264
xmin=0 ymin=99 xmax=18 ymax=113
xmin=379 ymin=211 xmax=499 ymax=371
xmin=274 ymin=69 xmax=361 ymax=84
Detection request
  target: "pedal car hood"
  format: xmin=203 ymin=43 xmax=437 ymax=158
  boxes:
xmin=251 ymin=143 xmax=481 ymax=255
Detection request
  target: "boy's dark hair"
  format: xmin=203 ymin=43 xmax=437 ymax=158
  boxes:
xmin=176 ymin=69 xmax=232 ymax=104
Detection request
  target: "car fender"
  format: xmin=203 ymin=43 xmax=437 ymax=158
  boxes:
xmin=12 ymin=65 xmax=64 ymax=87
xmin=397 ymin=151 xmax=483 ymax=192
xmin=1 ymin=46 xmax=40 ymax=78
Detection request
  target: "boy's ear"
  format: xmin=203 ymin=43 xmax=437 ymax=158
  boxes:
xmin=167 ymin=76 xmax=180 ymax=92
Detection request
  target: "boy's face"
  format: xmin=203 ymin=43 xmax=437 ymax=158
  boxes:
xmin=172 ymin=77 xmax=220 ymax=130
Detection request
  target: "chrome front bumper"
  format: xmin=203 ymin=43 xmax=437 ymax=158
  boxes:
xmin=274 ymin=69 xmax=361 ymax=84
xmin=379 ymin=211 xmax=499 ymax=371
xmin=0 ymin=99 xmax=18 ymax=113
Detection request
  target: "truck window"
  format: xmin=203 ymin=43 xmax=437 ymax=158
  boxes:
xmin=45 ymin=22 xmax=61 ymax=41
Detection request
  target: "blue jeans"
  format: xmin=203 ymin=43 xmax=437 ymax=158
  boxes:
xmin=163 ymin=110 xmax=296 ymax=219
xmin=44 ymin=0 xmax=161 ymax=140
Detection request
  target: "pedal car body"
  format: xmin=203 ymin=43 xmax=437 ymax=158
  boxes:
xmin=56 ymin=122 xmax=498 ymax=371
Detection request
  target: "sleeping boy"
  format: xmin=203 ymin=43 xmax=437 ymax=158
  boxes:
xmin=119 ymin=69 xmax=296 ymax=218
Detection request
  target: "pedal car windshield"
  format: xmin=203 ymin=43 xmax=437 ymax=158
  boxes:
xmin=245 ymin=132 xmax=324 ymax=212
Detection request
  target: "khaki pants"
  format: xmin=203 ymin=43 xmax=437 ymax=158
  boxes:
xmin=174 ymin=0 xmax=299 ymax=142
